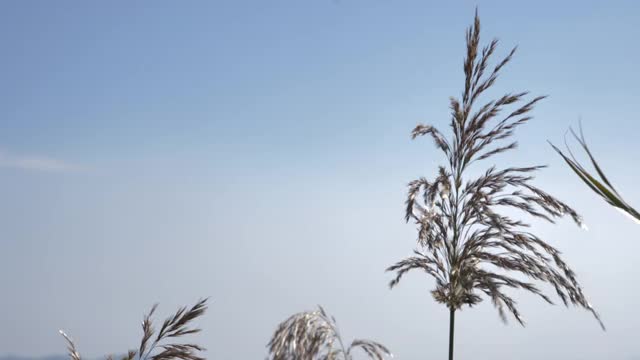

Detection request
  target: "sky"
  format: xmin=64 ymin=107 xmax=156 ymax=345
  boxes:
xmin=1 ymin=1 xmax=639 ymax=359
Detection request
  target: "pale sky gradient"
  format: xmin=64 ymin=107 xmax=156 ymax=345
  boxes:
xmin=1 ymin=1 xmax=639 ymax=359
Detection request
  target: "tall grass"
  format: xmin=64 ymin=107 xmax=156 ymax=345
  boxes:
xmin=386 ymin=9 xmax=604 ymax=360
xmin=60 ymin=299 xmax=208 ymax=360
xmin=267 ymin=305 xmax=391 ymax=360
xmin=550 ymin=123 xmax=640 ymax=223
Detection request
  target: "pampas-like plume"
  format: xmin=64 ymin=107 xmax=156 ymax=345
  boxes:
xmin=386 ymin=8 xmax=604 ymax=360
xmin=59 ymin=298 xmax=208 ymax=360
xmin=267 ymin=305 xmax=392 ymax=360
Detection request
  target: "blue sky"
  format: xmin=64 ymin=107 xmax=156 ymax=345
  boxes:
xmin=1 ymin=1 xmax=639 ymax=359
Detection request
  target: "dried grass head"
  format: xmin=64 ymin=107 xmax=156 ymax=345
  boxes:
xmin=60 ymin=298 xmax=209 ymax=360
xmin=267 ymin=305 xmax=392 ymax=360
xmin=386 ymin=10 xmax=604 ymax=329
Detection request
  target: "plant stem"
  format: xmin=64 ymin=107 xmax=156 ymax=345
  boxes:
xmin=448 ymin=308 xmax=455 ymax=360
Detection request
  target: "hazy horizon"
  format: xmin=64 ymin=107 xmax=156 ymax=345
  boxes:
xmin=1 ymin=1 xmax=639 ymax=359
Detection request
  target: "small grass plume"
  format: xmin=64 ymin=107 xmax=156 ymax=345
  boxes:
xmin=59 ymin=298 xmax=208 ymax=360
xmin=550 ymin=122 xmax=640 ymax=223
xmin=386 ymin=9 xmax=604 ymax=360
xmin=267 ymin=305 xmax=392 ymax=360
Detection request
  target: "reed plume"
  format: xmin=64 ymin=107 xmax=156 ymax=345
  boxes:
xmin=267 ymin=305 xmax=392 ymax=360
xmin=59 ymin=298 xmax=208 ymax=360
xmin=386 ymin=9 xmax=604 ymax=360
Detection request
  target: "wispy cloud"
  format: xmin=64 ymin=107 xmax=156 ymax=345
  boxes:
xmin=0 ymin=150 xmax=79 ymax=172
